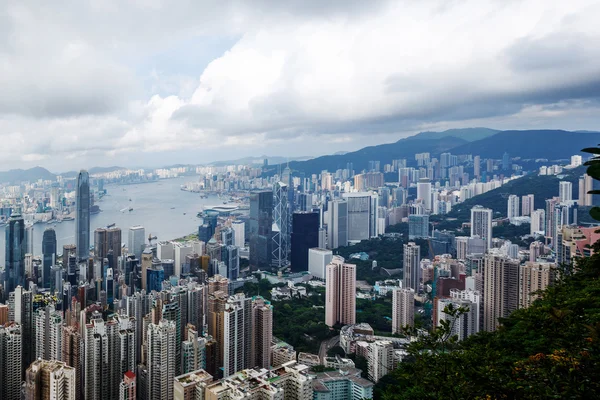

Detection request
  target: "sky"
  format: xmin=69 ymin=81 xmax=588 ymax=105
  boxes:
xmin=1 ymin=0 xmax=600 ymax=172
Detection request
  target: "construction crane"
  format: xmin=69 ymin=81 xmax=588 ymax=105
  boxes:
xmin=148 ymin=234 xmax=158 ymax=246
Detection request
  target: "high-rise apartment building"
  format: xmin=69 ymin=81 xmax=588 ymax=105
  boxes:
xmin=325 ymin=257 xmax=356 ymax=327
xmin=128 ymin=225 xmax=146 ymax=259
xmin=392 ymin=288 xmax=414 ymax=334
xmin=75 ymin=170 xmax=90 ymax=261
xmin=470 ymin=206 xmax=492 ymax=250
xmin=436 ymin=297 xmax=479 ymax=341
xmin=4 ymin=213 xmax=26 ymax=297
xmin=367 ymin=341 xmax=395 ymax=383
xmin=521 ymin=194 xmax=534 ymax=216
xmin=223 ymin=294 xmax=251 ymax=377
xmin=559 ymin=181 xmax=573 ymax=203
xmin=119 ymin=371 xmax=136 ymax=400
xmin=290 ymin=212 xmax=320 ymax=272
xmin=249 ymin=191 xmax=274 ymax=269
xmin=0 ymin=323 xmax=22 ymax=400
xmin=578 ymin=173 xmax=594 ymax=206
xmin=147 ymin=320 xmax=176 ymax=400
xmin=483 ymin=252 xmax=520 ymax=332
xmin=403 ymin=242 xmax=421 ymax=291
xmin=9 ymin=285 xmax=33 ymax=373
xmin=34 ymin=305 xmax=62 ymax=361
xmin=182 ymin=325 xmax=206 ymax=374
xmin=507 ymin=195 xmax=520 ymax=219
xmin=42 ymin=228 xmax=57 ymax=288
xmin=251 ymin=296 xmax=273 ymax=370
xmin=530 ymin=209 xmax=546 ymax=235
xmin=174 ymin=369 xmax=213 ymax=400
xmin=25 ymin=359 xmax=76 ymax=400
xmin=473 ymin=155 xmax=481 ymax=178
xmin=408 ymin=214 xmax=429 ymax=239
xmin=327 ymin=199 xmax=348 ymax=249
xmin=519 ymin=262 xmax=556 ymax=308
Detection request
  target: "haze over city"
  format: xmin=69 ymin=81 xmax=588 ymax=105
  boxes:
xmin=1 ymin=0 xmax=600 ymax=170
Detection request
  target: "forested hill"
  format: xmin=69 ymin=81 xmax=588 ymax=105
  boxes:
xmin=447 ymin=129 xmax=600 ymax=160
xmin=375 ymin=238 xmax=600 ymax=399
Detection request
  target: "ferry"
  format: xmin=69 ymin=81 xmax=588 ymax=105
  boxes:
xmin=128 ymin=207 xmax=133 ymax=212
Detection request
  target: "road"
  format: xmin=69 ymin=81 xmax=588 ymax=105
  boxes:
xmin=318 ymin=335 xmax=340 ymax=361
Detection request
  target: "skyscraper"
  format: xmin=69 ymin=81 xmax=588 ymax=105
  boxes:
xmin=470 ymin=206 xmax=492 ymax=250
xmin=483 ymin=252 xmax=520 ymax=332
xmin=530 ymin=209 xmax=546 ymax=235
xmin=147 ymin=320 xmax=176 ymax=400
xmin=41 ymin=228 xmax=57 ymax=289
xmin=290 ymin=212 xmax=319 ymax=272
xmin=403 ymin=242 xmax=421 ymax=291
xmin=25 ymin=359 xmax=76 ymax=400
xmin=519 ymin=262 xmax=556 ymax=309
xmin=249 ymin=191 xmax=273 ymax=269
xmin=342 ymin=192 xmax=378 ymax=244
xmin=327 ymin=199 xmax=348 ymax=249
xmin=221 ymin=245 xmax=239 ymax=280
xmin=231 ymin=220 xmax=245 ymax=248
xmin=507 ymin=195 xmax=520 ymax=219
xmin=223 ymin=294 xmax=251 ymax=377
xmin=4 ymin=213 xmax=26 ymax=297
xmin=250 ymin=296 xmax=273 ymax=370
xmin=128 ymin=225 xmax=146 ymax=259
xmin=272 ymin=182 xmax=290 ymax=269
xmin=521 ymin=194 xmax=534 ymax=216
xmin=408 ymin=214 xmax=429 ymax=239
xmin=416 ymin=177 xmax=432 ymax=212
xmin=473 ymin=155 xmax=481 ymax=178
xmin=0 ymin=323 xmax=22 ymax=400
xmin=75 ymin=170 xmax=90 ymax=261
xmin=119 ymin=371 xmax=136 ymax=400
xmin=325 ymin=256 xmax=356 ymax=327
xmin=392 ymin=288 xmax=415 ymax=334
xmin=559 ymin=181 xmax=573 ymax=203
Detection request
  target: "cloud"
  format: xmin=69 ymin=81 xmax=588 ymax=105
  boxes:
xmin=1 ymin=0 xmax=600 ymax=170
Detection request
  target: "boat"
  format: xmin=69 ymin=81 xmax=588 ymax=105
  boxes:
xmin=63 ymin=216 xmax=74 ymax=221
xmin=46 ymin=219 xmax=55 ymax=224
xmin=183 ymin=212 xmax=186 ymax=215
xmin=128 ymin=207 xmax=133 ymax=212
xmin=170 ymin=207 xmax=175 ymax=210
xmin=129 ymin=198 xmax=132 ymax=201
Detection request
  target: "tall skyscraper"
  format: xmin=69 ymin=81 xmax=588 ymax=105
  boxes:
xmin=416 ymin=177 xmax=432 ymax=212
xmin=128 ymin=225 xmax=146 ymax=259
xmin=147 ymin=320 xmax=176 ymax=400
xmin=327 ymin=199 xmax=348 ymax=249
xmin=221 ymin=245 xmax=239 ymax=280
xmin=250 ymin=296 xmax=273 ymax=370
xmin=519 ymin=262 xmax=556 ymax=309
xmin=342 ymin=192 xmax=378 ymax=243
xmin=272 ymin=182 xmax=290 ymax=269
xmin=249 ymin=191 xmax=273 ymax=269
xmin=325 ymin=257 xmax=356 ymax=327
xmin=33 ymin=305 xmax=62 ymax=361
xmin=521 ymin=194 xmax=534 ymax=216
xmin=41 ymin=228 xmax=57 ymax=289
xmin=25 ymin=359 xmax=76 ymax=400
xmin=473 ymin=155 xmax=481 ymax=178
xmin=507 ymin=195 xmax=520 ymax=219
xmin=483 ymin=252 xmax=520 ymax=332
xmin=119 ymin=371 xmax=136 ymax=400
xmin=559 ymin=181 xmax=573 ymax=203
xmin=408 ymin=214 xmax=429 ymax=239
xmin=231 ymin=220 xmax=245 ymax=248
xmin=470 ymin=206 xmax=492 ymax=250
xmin=392 ymin=288 xmax=415 ymax=334
xmin=223 ymin=294 xmax=251 ymax=378
xmin=0 ymin=323 xmax=22 ymax=400
xmin=290 ymin=212 xmax=319 ymax=272
xmin=403 ymin=242 xmax=421 ymax=291
xmin=75 ymin=170 xmax=90 ymax=261
xmin=530 ymin=209 xmax=546 ymax=235
xmin=502 ymin=152 xmax=510 ymax=171
xmin=4 ymin=213 xmax=26 ymax=297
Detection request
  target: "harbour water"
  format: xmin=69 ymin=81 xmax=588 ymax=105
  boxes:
xmin=0 ymin=177 xmax=219 ymax=261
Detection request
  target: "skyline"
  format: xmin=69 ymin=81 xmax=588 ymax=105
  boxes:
xmin=1 ymin=1 xmax=600 ymax=170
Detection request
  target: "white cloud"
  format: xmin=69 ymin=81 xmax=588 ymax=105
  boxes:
xmin=1 ymin=0 xmax=600 ymax=170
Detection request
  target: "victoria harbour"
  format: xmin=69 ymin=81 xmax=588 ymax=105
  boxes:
xmin=0 ymin=177 xmax=217 ymax=260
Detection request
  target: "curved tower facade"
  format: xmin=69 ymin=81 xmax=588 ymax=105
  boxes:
xmin=4 ymin=213 xmax=26 ymax=297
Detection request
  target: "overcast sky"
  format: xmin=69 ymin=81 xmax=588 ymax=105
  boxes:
xmin=1 ymin=0 xmax=599 ymax=172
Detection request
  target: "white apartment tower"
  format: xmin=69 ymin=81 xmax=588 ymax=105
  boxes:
xmin=25 ymin=359 xmax=76 ymax=400
xmin=521 ymin=194 xmax=534 ymax=216
xmin=507 ymin=195 xmax=520 ymax=219
xmin=368 ymin=341 xmax=395 ymax=383
xmin=392 ymin=288 xmax=415 ymax=334
xmin=559 ymin=181 xmax=573 ymax=203
xmin=0 ymin=323 xmax=22 ymax=400
xmin=147 ymin=320 xmax=177 ymax=400
xmin=519 ymin=262 xmax=556 ymax=309
xmin=471 ymin=206 xmax=493 ymax=250
xmin=34 ymin=305 xmax=63 ymax=362
xmin=417 ymin=177 xmax=432 ymax=212
xmin=325 ymin=256 xmax=356 ymax=327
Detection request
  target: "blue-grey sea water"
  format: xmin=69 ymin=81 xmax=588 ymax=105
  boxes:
xmin=1 ymin=176 xmax=219 ymax=261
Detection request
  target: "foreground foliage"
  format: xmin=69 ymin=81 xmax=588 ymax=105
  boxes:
xmin=376 ymin=241 xmax=600 ymax=399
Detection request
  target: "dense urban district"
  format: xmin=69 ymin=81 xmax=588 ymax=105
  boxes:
xmin=0 ymin=129 xmax=599 ymax=399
